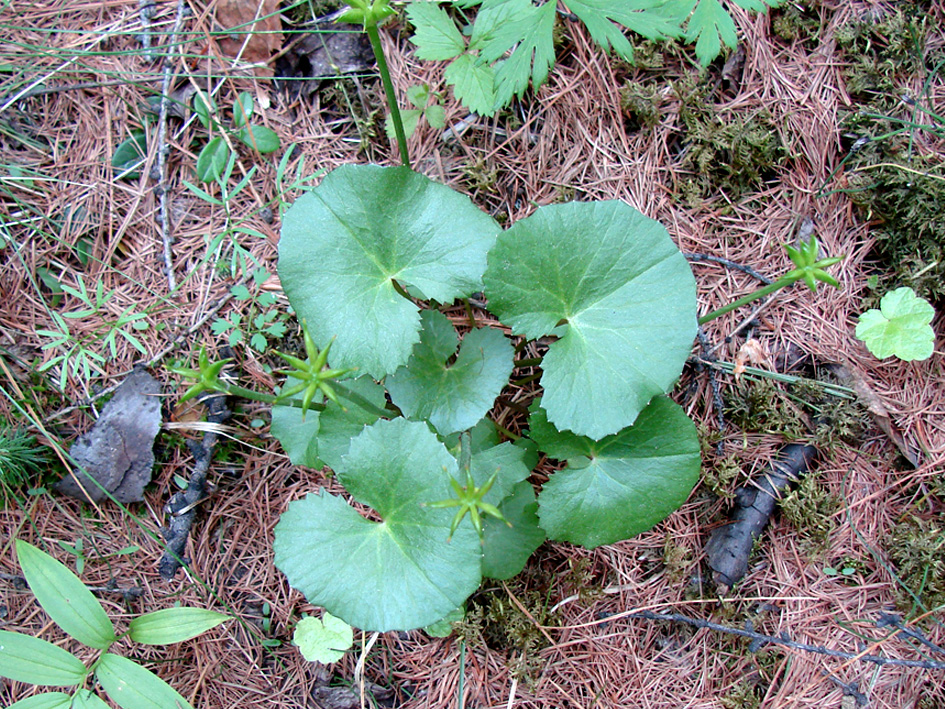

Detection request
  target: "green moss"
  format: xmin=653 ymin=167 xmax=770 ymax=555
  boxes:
xmin=702 ymin=454 xmax=741 ymax=499
xmin=662 ymin=535 xmax=692 ymax=583
xmin=721 ymin=682 xmax=763 ymax=709
xmin=619 ymin=80 xmax=662 ymax=132
xmin=887 ymin=517 xmax=945 ymax=612
xmin=770 ymin=0 xmax=825 ymax=47
xmin=724 ymin=380 xmax=806 ymax=438
xmin=676 ymin=90 xmax=787 ymax=200
xmin=780 ymin=472 xmax=839 ymax=552
xmin=844 ymin=155 xmax=945 ymax=301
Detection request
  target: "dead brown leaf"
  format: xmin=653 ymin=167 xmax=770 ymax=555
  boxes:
xmin=214 ymin=0 xmax=282 ymax=76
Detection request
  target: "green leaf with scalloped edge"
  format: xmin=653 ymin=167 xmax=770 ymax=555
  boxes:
xmin=483 ymin=201 xmax=697 ymax=440
xmin=481 ymin=481 xmax=545 ymax=579
xmin=293 ymin=613 xmax=354 ymax=664
xmin=387 ymin=311 xmax=514 ymax=435
xmin=530 ymin=396 xmax=700 ymax=548
xmin=273 ymin=418 xmax=483 ymax=631
xmin=279 ymin=165 xmax=499 ymax=378
xmin=855 ymin=287 xmax=935 ymax=362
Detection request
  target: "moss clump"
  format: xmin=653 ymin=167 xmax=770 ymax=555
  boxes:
xmin=887 ymin=517 xmax=945 ymax=612
xmin=663 ymin=535 xmax=693 ymax=583
xmin=702 ymin=454 xmax=741 ymax=499
xmin=724 ymin=380 xmax=806 ymax=438
xmin=677 ymin=91 xmax=787 ymax=200
xmin=770 ymin=0 xmax=826 ymax=48
xmin=780 ymin=472 xmax=839 ymax=552
xmin=455 ymin=586 xmax=555 ymax=683
xmin=620 ymin=80 xmax=663 ymax=132
xmin=844 ymin=155 xmax=945 ymax=301
xmin=721 ymin=682 xmax=763 ymax=709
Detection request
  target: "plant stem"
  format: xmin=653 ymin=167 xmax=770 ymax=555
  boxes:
xmin=332 ymin=382 xmax=394 ymax=420
xmin=365 ymin=21 xmax=411 ymax=169
xmin=698 ymin=277 xmax=791 ymax=325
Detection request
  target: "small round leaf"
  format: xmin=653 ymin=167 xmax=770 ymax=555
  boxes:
xmin=195 ymin=137 xmax=230 ymax=183
xmin=855 ymin=287 xmax=935 ymax=361
xmin=293 ymin=613 xmax=354 ymax=664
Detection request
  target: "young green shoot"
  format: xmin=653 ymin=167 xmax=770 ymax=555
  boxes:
xmin=699 ymin=236 xmax=842 ymax=324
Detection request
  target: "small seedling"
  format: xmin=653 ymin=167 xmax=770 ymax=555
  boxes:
xmin=0 ymin=428 xmax=48 ymax=490
xmin=193 ymin=91 xmax=280 ymax=183
xmin=855 ymin=286 xmax=935 ymax=361
xmin=384 ymin=83 xmax=446 ymax=141
xmin=292 ymin=612 xmax=354 ymax=664
xmin=211 ymin=272 xmax=290 ymax=352
xmin=57 ymin=536 xmax=140 ymax=576
xmin=0 ymin=540 xmax=229 ymax=709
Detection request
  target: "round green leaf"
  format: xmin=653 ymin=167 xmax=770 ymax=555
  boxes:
xmin=95 ymin=653 xmax=192 ymax=709
xmin=0 ymin=630 xmax=87 ymax=687
xmin=15 ymin=540 xmax=116 ymax=649
xmin=531 ymin=396 xmax=701 ymax=548
xmin=423 ymin=606 xmax=465 ymax=638
xmin=483 ymin=201 xmax=697 ymax=439
xmin=7 ymin=692 xmax=74 ymax=709
xmin=293 ymin=613 xmax=353 ymax=664
xmin=128 ymin=607 xmax=230 ymax=645
xmin=273 ymin=418 xmax=482 ymax=631
xmin=238 ymin=124 xmax=280 ymax=154
xmin=111 ymin=130 xmax=147 ymax=180
xmin=195 ymin=137 xmax=230 ymax=183
xmin=855 ymin=287 xmax=935 ymax=361
xmin=270 ymin=393 xmax=322 ymax=468
xmin=279 ymin=165 xmax=499 ymax=377
xmin=387 ymin=311 xmax=514 ymax=435
xmin=233 ymin=91 xmax=254 ymax=128
xmin=481 ymin=481 xmax=545 ymax=580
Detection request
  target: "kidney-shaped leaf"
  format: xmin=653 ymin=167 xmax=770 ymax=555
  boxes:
xmin=15 ymin=540 xmax=115 ymax=649
xmin=274 ymin=418 xmax=482 ymax=632
xmin=0 ymin=630 xmax=87 ymax=687
xmin=484 ymin=201 xmax=697 ymax=439
xmin=531 ymin=396 xmax=701 ymax=548
xmin=855 ymin=287 xmax=935 ymax=361
xmin=95 ymin=653 xmax=192 ymax=709
xmin=129 ymin=607 xmax=229 ymax=645
xmin=387 ymin=310 xmax=514 ymax=435
xmin=279 ymin=165 xmax=499 ymax=377
xmin=481 ymin=481 xmax=545 ymax=580
xmin=293 ymin=613 xmax=353 ymax=664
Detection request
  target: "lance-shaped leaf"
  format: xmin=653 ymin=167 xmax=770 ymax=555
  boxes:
xmin=0 ymin=630 xmax=87 ymax=687
xmin=484 ymin=201 xmax=697 ymax=439
xmin=94 ymin=653 xmax=192 ymax=709
xmin=129 ymin=607 xmax=230 ymax=645
xmin=16 ymin=540 xmax=116 ymax=649
xmin=387 ymin=311 xmax=514 ymax=435
xmin=7 ymin=692 xmax=74 ymax=709
xmin=274 ymin=418 xmax=483 ymax=631
xmin=530 ymin=397 xmax=701 ymax=548
xmin=279 ymin=165 xmax=499 ymax=377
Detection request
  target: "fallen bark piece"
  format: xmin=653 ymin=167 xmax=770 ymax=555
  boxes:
xmin=55 ymin=368 xmax=162 ymax=503
xmin=705 ymin=443 xmax=818 ymax=589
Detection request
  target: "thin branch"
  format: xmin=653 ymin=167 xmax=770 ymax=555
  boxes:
xmin=684 ymin=252 xmax=774 ymax=285
xmin=154 ymin=0 xmax=189 ymax=292
xmin=627 ymin=610 xmax=945 ymax=670
xmin=2 ymin=572 xmax=143 ymax=602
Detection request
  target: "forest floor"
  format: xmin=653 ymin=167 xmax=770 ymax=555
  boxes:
xmin=1 ymin=0 xmax=944 ymax=707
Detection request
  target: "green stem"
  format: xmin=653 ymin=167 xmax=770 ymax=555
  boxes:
xmin=366 ymin=21 xmax=411 ymax=168
xmin=698 ymin=277 xmax=793 ymax=325
xmin=332 ymin=382 xmax=394 ymax=420
xmin=225 ymin=385 xmax=327 ymax=413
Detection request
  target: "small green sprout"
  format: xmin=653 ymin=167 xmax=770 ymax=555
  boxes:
xmin=425 ymin=468 xmax=509 ymax=542
xmin=167 ymin=347 xmax=232 ymax=403
xmin=784 ymin=235 xmax=843 ymax=292
xmin=274 ymin=330 xmax=353 ymax=417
